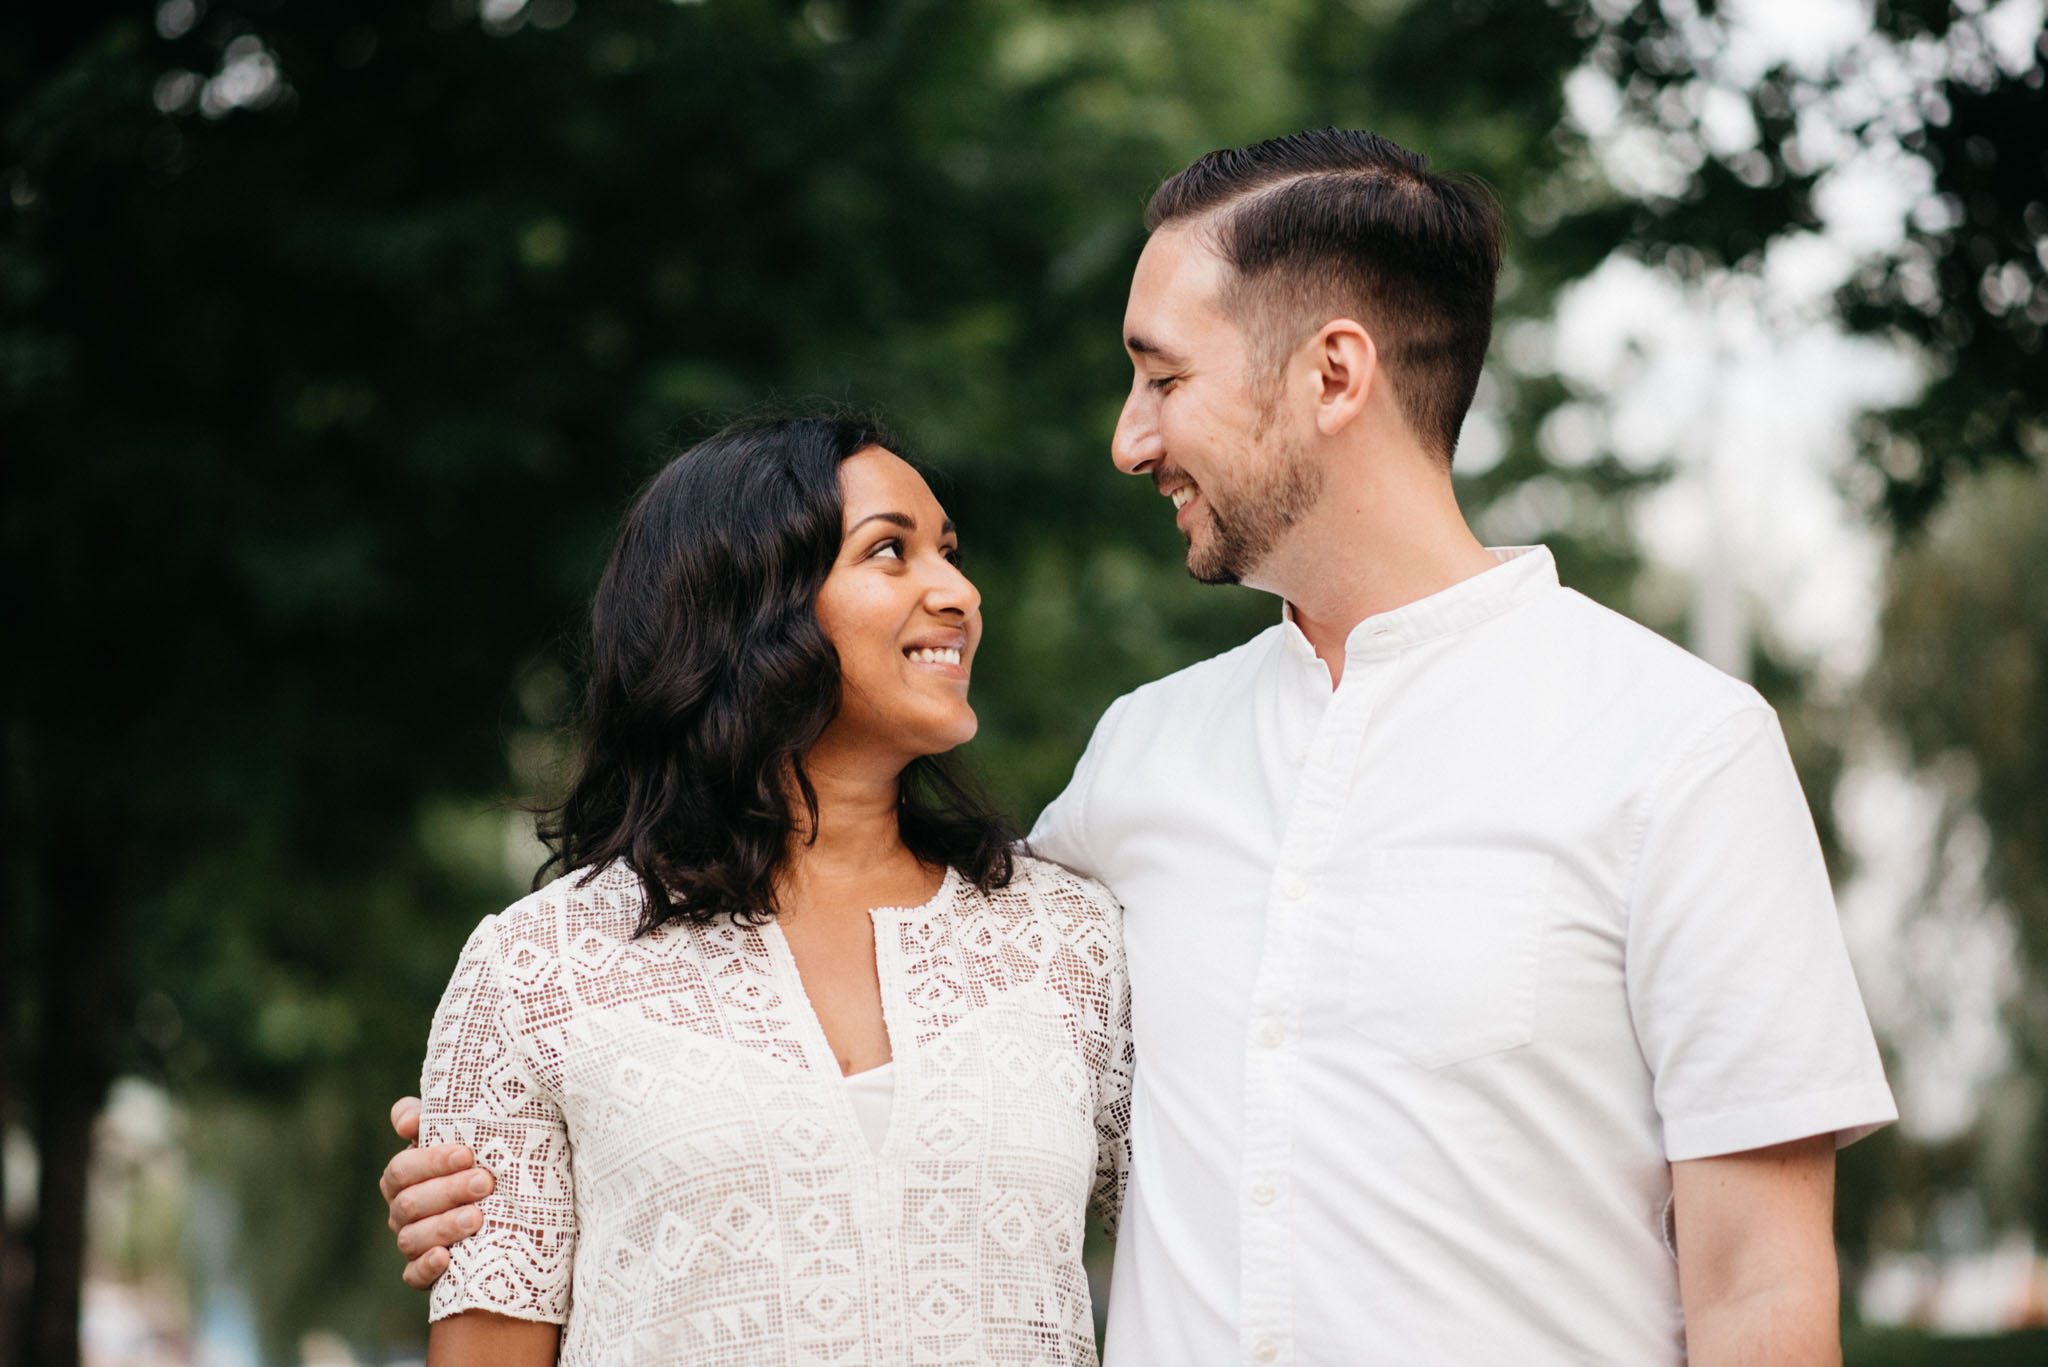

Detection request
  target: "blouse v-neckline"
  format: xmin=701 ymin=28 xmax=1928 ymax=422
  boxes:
xmin=757 ymin=865 xmax=961 ymax=1156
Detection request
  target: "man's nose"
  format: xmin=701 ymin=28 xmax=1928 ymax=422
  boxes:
xmin=1111 ymin=385 xmax=1160 ymax=476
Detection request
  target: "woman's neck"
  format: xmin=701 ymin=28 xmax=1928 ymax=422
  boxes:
xmin=778 ymin=749 xmax=932 ymax=916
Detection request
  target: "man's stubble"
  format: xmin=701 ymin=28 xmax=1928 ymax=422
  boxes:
xmin=1184 ymin=387 xmax=1325 ymax=586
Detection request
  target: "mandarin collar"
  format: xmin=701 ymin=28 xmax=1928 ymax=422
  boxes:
xmin=1279 ymin=546 xmax=1559 ymax=663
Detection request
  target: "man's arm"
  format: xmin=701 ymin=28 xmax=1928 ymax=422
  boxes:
xmin=1671 ymin=1133 xmax=1840 ymax=1367
xmin=382 ymin=1096 xmax=494 ymax=1289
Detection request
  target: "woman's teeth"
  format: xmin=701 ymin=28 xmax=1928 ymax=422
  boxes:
xmin=1170 ymin=486 xmax=1195 ymax=510
xmin=907 ymin=647 xmax=961 ymax=666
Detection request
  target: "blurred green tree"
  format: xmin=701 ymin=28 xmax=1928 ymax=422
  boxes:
xmin=1862 ymin=466 xmax=2048 ymax=1237
xmin=1572 ymin=0 xmax=2046 ymax=529
xmin=3 ymin=1 xmax=1640 ymax=1358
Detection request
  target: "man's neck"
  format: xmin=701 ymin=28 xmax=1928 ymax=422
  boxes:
xmin=1254 ymin=454 xmax=1498 ymax=687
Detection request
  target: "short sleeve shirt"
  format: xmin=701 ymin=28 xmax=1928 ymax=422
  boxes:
xmin=420 ymin=855 xmax=1133 ymax=1366
xmin=1029 ymin=546 xmax=1895 ymax=1367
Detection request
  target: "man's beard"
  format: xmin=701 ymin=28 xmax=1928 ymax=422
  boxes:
xmin=1184 ymin=427 xmax=1324 ymax=585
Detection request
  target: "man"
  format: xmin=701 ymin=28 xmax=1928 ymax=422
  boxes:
xmin=382 ymin=130 xmax=1895 ymax=1364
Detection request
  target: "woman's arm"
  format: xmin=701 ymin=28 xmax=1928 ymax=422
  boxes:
xmin=1083 ymin=882 xmax=1135 ymax=1238
xmin=427 ymin=1310 xmax=560 ymax=1366
xmin=417 ymin=917 xmax=578 ymax=1331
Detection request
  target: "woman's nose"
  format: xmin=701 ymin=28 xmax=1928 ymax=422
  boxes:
xmin=927 ymin=556 xmax=981 ymax=617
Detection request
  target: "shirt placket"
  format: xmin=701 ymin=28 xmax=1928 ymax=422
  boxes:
xmin=1236 ymin=650 xmax=1387 ymax=1367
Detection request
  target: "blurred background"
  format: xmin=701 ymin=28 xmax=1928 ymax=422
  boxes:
xmin=3 ymin=0 xmax=2044 ymax=1363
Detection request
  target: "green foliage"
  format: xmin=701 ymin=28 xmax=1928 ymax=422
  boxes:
xmin=1844 ymin=1327 xmax=2048 ymax=1367
xmin=1843 ymin=62 xmax=2048 ymax=528
xmin=1573 ymin=1 xmax=2047 ymax=530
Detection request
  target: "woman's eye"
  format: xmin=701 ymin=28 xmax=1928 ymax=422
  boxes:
xmin=943 ymin=545 xmax=964 ymax=567
xmin=870 ymin=539 xmax=903 ymax=560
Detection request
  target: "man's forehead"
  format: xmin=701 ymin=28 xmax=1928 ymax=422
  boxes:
xmin=1124 ymin=225 xmax=1230 ymax=353
xmin=1132 ymin=223 xmax=1229 ymax=293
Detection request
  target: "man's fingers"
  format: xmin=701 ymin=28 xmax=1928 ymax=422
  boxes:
xmin=395 ymin=1203 xmax=487 ymax=1260
xmin=378 ymin=1143 xmax=477 ymax=1211
xmin=388 ymin=1167 xmax=493 ymax=1231
xmin=390 ymin=1095 xmax=423 ymax=1140
xmin=401 ymin=1247 xmax=451 ymax=1291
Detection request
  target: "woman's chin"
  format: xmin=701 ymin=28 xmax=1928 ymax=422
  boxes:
xmin=912 ymin=711 xmax=978 ymax=758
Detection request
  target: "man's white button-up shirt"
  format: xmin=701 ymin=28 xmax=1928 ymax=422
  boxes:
xmin=1029 ymin=546 xmax=1896 ymax=1367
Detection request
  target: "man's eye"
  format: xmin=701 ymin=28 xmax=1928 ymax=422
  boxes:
xmin=1147 ymin=375 xmax=1178 ymax=392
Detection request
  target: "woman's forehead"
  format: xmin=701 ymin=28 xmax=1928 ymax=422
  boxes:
xmin=840 ymin=447 xmax=946 ymax=523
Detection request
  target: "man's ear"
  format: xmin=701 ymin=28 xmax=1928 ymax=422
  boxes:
xmin=1307 ymin=318 xmax=1376 ymax=436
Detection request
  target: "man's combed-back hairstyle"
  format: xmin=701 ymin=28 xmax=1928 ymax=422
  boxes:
xmin=1145 ymin=128 xmax=1505 ymax=464
xmin=536 ymin=414 xmax=1016 ymax=934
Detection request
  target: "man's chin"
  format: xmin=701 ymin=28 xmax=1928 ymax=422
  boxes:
xmin=1182 ymin=528 xmax=1244 ymax=585
xmin=1185 ymin=549 xmax=1241 ymax=585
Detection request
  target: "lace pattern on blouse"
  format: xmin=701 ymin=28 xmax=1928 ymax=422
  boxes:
xmin=420 ymin=854 xmax=1132 ymax=1367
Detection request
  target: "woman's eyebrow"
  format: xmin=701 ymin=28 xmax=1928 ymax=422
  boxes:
xmin=846 ymin=513 xmax=957 ymax=535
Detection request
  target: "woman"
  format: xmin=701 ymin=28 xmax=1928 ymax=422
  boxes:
xmin=416 ymin=416 xmax=1131 ymax=1365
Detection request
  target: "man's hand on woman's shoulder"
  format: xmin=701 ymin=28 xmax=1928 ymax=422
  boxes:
xmin=382 ymin=1096 xmax=494 ymax=1290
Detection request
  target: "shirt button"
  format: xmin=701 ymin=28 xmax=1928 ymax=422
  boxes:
xmin=1258 ymin=1021 xmax=1285 ymax=1048
xmin=1254 ymin=1340 xmax=1279 ymax=1362
xmin=1251 ymin=1179 xmax=1276 ymax=1205
xmin=1282 ymin=877 xmax=1306 ymax=900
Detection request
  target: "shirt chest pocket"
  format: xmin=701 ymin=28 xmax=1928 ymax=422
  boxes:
xmin=1343 ymin=848 xmax=1553 ymax=1070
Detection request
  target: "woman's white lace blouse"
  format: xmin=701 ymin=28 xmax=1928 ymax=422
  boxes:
xmin=420 ymin=855 xmax=1132 ymax=1366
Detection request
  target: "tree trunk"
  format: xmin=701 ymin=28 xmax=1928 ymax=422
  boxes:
xmin=0 ymin=994 xmax=21 ymax=1367
xmin=23 ymin=851 xmax=119 ymax=1367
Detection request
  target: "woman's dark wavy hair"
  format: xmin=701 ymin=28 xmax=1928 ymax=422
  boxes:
xmin=535 ymin=414 xmax=1017 ymax=933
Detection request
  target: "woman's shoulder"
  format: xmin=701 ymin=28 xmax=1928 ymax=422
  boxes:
xmin=946 ymin=854 xmax=1127 ymax=1001
xmin=963 ymin=851 xmax=1123 ymax=935
xmin=484 ymin=859 xmax=650 ymax=962
xmin=1007 ymin=850 xmax=1120 ymax=907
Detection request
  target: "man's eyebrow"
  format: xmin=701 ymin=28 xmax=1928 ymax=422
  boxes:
xmin=1126 ymin=333 xmax=1185 ymax=364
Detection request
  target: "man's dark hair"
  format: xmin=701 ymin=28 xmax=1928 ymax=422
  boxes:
xmin=1145 ymin=128 xmax=1505 ymax=464
xmin=535 ymin=413 xmax=1016 ymax=933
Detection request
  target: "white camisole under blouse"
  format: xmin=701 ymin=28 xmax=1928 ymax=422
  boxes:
xmin=842 ymin=1060 xmax=895 ymax=1153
